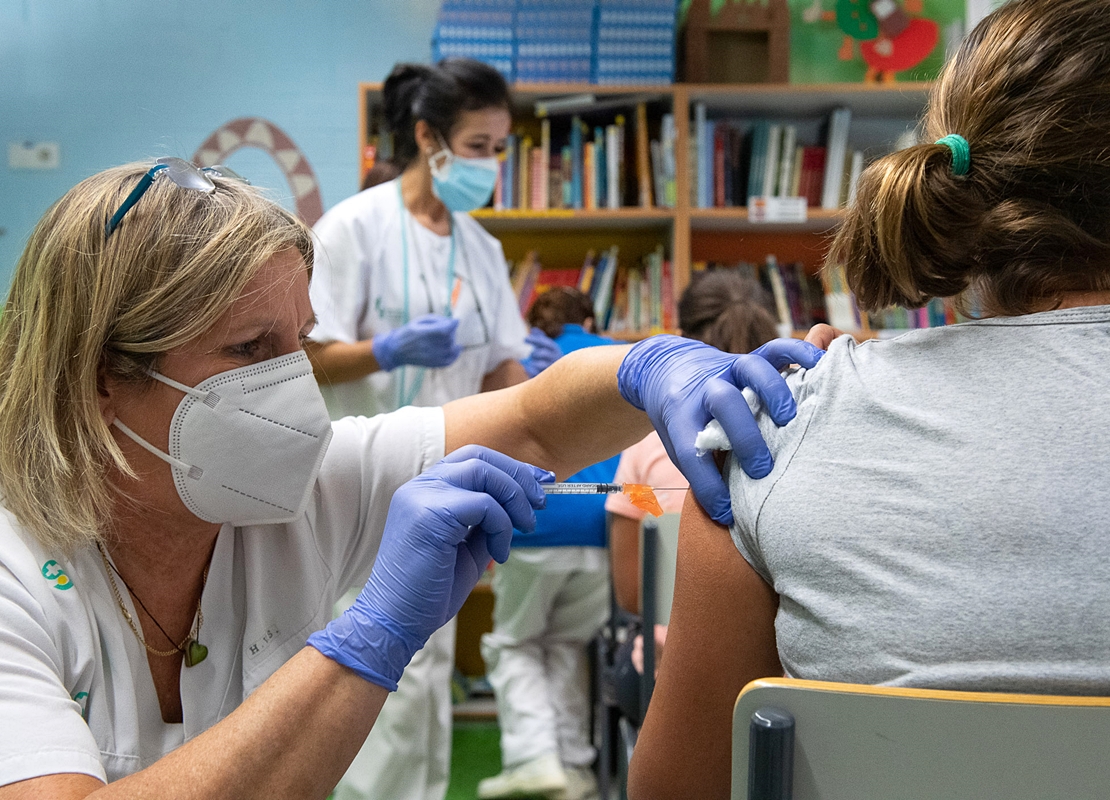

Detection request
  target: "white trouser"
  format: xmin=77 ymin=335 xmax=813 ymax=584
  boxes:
xmin=480 ymin=547 xmax=610 ymax=770
xmin=332 ymin=593 xmax=456 ymax=800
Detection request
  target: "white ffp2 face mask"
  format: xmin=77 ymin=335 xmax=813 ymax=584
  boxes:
xmin=113 ymin=350 xmax=334 ymax=526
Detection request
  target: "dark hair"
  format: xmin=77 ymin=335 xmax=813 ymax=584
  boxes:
xmin=382 ymin=58 xmax=512 ymax=169
xmin=527 ymin=287 xmax=594 ymax=339
xmin=830 ymin=0 xmax=1110 ymax=317
xmin=361 ymin=160 xmax=402 ymax=191
xmin=678 ymin=271 xmax=778 ymax=354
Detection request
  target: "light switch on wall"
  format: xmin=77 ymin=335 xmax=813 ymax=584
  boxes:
xmin=9 ymin=142 xmax=61 ymax=170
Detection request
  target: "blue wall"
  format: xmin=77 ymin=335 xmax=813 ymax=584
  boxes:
xmin=0 ymin=0 xmax=441 ymax=289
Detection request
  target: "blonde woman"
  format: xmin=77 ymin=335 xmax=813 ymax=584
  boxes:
xmin=0 ymin=160 xmax=821 ymax=797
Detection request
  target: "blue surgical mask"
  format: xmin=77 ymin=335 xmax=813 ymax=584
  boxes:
xmin=428 ymin=136 xmax=499 ymax=213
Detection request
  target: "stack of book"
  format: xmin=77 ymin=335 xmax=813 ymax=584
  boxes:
xmin=692 ymin=104 xmax=867 ymax=210
xmin=511 ymin=245 xmax=676 ymax=334
xmin=515 ymin=0 xmax=595 ymax=84
xmin=492 ymin=103 xmax=674 ymax=211
xmin=432 ymin=0 xmax=516 ymax=82
xmin=594 ymin=0 xmax=679 ymax=85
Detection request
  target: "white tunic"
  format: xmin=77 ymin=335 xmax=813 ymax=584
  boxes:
xmin=308 ymin=178 xmax=530 ymax=417
xmin=0 ymin=407 xmax=444 ymax=786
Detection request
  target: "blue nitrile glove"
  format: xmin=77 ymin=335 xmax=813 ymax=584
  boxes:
xmin=307 ymin=446 xmax=552 ymax=690
xmin=617 ymin=335 xmax=825 ymax=525
xmin=521 ymin=327 xmax=563 ymax=378
xmin=372 ymin=314 xmax=462 ymax=372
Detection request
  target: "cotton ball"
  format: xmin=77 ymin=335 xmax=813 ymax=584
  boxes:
xmin=694 ymin=419 xmax=732 ymax=456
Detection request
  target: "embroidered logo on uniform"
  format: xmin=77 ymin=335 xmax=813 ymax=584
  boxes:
xmin=41 ymin=560 xmax=74 ymax=590
xmin=73 ymin=691 xmax=89 ymax=719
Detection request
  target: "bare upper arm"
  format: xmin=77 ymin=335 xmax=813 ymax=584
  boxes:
xmin=0 ymin=773 xmax=103 ymax=800
xmin=609 ymin=512 xmax=642 ymax=615
xmin=628 ymin=490 xmax=781 ymax=800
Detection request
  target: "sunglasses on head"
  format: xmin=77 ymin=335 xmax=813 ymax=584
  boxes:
xmin=105 ymin=157 xmax=248 ymax=238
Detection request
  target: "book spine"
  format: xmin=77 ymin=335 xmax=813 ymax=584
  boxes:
xmin=713 ymin=123 xmax=726 ymax=208
xmin=661 ymin=113 xmax=676 ymax=208
xmin=777 ymin=125 xmax=797 ymax=197
xmin=519 ymin=137 xmax=532 ymax=211
xmin=821 ymin=107 xmax=852 ymax=210
xmin=570 ymin=116 xmax=583 ymax=210
xmin=605 ymin=124 xmax=621 ymax=209
xmin=594 ymin=127 xmax=607 ymax=209
xmin=636 ymin=102 xmax=652 ymax=207
xmin=694 ymin=102 xmax=708 ymax=208
xmin=540 ymin=118 xmax=551 ymax=210
xmin=762 ymin=124 xmax=781 ymax=199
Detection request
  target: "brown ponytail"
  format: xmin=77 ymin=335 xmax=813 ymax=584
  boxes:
xmin=829 ymin=0 xmax=1110 ymax=317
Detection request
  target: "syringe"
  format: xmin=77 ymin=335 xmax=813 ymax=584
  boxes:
xmin=542 ymin=482 xmax=624 ymax=495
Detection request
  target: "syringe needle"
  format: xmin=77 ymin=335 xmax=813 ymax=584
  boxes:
xmin=541 ymin=483 xmax=623 ymax=495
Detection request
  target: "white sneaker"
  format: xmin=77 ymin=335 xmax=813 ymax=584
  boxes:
xmin=477 ymin=753 xmax=569 ymax=799
xmin=563 ymin=766 xmax=600 ymax=800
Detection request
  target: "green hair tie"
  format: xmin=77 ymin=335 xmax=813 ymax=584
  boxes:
xmin=935 ymin=134 xmax=970 ymax=177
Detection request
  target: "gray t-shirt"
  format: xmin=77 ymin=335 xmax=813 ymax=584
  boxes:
xmin=728 ymin=305 xmax=1110 ymax=694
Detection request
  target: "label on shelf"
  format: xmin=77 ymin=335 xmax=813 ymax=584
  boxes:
xmin=747 ymin=196 xmax=808 ymax=224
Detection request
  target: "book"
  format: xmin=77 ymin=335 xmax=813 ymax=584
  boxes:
xmin=530 ymin=148 xmax=546 ymax=210
xmin=660 ymin=113 xmax=677 ymax=208
xmin=594 ymin=127 xmax=607 ymax=209
xmin=560 ymin=145 xmax=573 ymax=208
xmin=650 ymin=140 xmax=666 ymax=214
xmin=713 ymin=123 xmax=727 ymax=207
xmin=511 ymin=251 xmax=542 ymax=314
xmin=777 ymin=125 xmax=797 ymax=197
xmin=635 ymin=102 xmax=653 ymax=207
xmin=592 ymin=247 xmax=621 ymax=328
xmin=747 ymin=121 xmax=768 ymax=200
xmin=821 ymin=107 xmax=853 ymax=210
xmin=577 ymin=250 xmax=597 ymax=295
xmin=584 ymin=142 xmax=596 ymax=210
xmin=799 ymin=146 xmax=827 ymax=208
xmin=519 ymin=136 xmax=532 ymax=211
xmin=762 ymin=124 xmax=782 ymax=200
xmin=606 ymin=124 xmax=622 ymax=209
xmin=539 ymin=118 xmax=551 ymax=210
xmin=570 ymin=117 xmax=583 ymax=209
xmin=694 ymin=101 xmax=709 ymax=208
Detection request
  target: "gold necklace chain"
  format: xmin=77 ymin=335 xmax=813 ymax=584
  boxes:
xmin=96 ymin=541 xmax=207 ymax=659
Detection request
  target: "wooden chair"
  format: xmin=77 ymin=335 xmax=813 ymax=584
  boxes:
xmin=732 ymin=677 xmax=1110 ymax=800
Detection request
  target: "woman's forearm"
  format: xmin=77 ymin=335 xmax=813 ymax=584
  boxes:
xmin=16 ymin=649 xmax=388 ymax=800
xmin=443 ymin=344 xmax=653 ymax=478
xmin=304 ymin=338 xmax=381 ymax=385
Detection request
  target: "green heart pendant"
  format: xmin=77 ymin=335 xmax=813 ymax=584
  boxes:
xmin=184 ymin=639 xmax=208 ymax=667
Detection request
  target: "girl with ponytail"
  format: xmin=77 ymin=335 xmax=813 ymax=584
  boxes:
xmin=630 ymin=3 xmax=1110 ymax=797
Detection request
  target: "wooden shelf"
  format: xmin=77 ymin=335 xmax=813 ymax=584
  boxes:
xmin=684 ymin=82 xmax=932 ymax=117
xmin=689 ymin=207 xmax=842 ymax=233
xmin=470 ymin=207 xmax=674 ymax=232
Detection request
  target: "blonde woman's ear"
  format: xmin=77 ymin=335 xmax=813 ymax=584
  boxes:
xmin=96 ymin=365 xmax=117 ymax=426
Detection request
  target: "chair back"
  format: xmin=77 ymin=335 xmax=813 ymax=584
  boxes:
xmin=638 ymin=512 xmax=680 ymax=626
xmin=732 ymin=677 xmax=1110 ymax=800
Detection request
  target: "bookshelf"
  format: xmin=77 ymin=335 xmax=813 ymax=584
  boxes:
xmin=358 ymin=80 xmax=933 ymax=339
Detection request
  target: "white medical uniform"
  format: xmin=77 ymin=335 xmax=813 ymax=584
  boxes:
xmin=481 ymin=548 xmax=610 ymax=770
xmin=0 ymin=407 xmax=443 ymax=788
xmin=308 ymin=178 xmax=529 ymax=800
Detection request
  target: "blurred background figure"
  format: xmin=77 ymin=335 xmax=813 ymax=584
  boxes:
xmin=478 ymin=288 xmax=618 ymax=800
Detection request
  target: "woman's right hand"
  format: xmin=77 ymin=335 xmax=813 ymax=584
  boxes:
xmin=372 ymin=313 xmax=462 ymax=371
xmin=307 ymin=446 xmax=549 ymax=690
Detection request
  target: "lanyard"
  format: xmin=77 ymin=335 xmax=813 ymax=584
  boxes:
xmin=394 ymin=180 xmax=458 ymax=407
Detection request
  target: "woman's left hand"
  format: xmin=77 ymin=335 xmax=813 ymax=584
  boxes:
xmin=617 ymin=335 xmax=824 ymax=525
xmin=307 ymin=446 xmax=549 ymax=690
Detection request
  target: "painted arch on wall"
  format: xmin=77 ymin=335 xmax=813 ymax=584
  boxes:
xmin=193 ymin=118 xmax=324 ymax=225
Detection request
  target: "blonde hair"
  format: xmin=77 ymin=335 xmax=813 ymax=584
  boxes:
xmin=0 ymin=162 xmax=313 ymax=552
xmin=830 ymin=0 xmax=1110 ymax=316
